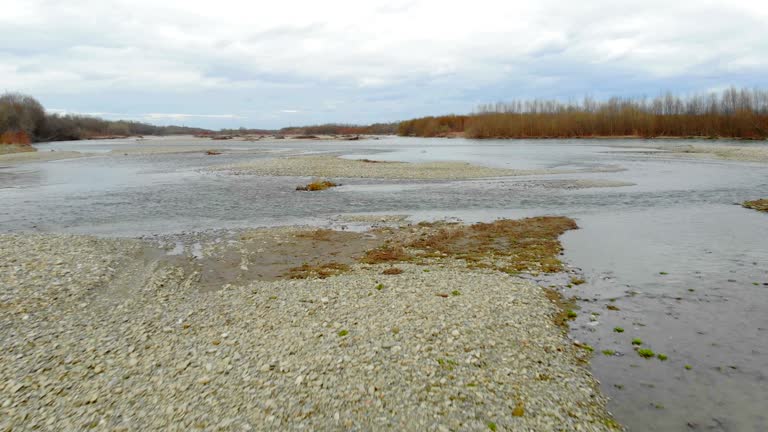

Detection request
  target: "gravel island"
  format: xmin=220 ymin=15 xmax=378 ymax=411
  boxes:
xmin=0 ymin=227 xmax=619 ymax=431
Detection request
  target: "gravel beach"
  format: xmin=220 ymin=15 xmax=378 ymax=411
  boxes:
xmin=210 ymin=155 xmax=593 ymax=180
xmin=0 ymin=150 xmax=86 ymax=165
xmin=0 ymin=229 xmax=618 ymax=431
xmin=667 ymin=144 xmax=768 ymax=163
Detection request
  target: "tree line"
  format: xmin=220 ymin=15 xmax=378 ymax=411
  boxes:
xmin=0 ymin=92 xmax=210 ymax=144
xmin=398 ymin=87 xmax=768 ymax=139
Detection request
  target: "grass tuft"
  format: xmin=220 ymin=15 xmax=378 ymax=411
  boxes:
xmin=285 ymin=262 xmax=350 ymax=279
xmin=381 ymin=267 xmax=404 ymax=275
xmin=743 ymin=199 xmax=768 ymax=213
xmin=638 ymin=348 xmax=655 ymax=358
xmin=296 ymin=180 xmax=338 ymax=191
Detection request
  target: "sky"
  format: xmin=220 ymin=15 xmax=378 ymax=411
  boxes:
xmin=1 ymin=0 xmax=767 ymax=129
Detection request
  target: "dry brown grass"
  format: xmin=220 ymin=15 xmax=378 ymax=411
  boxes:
xmin=296 ymin=180 xmax=338 ymax=191
xmin=360 ymin=245 xmax=413 ymax=264
xmin=406 ymin=216 xmax=577 ymax=273
xmin=295 ymin=229 xmax=336 ymax=241
xmin=285 ymin=262 xmax=350 ymax=279
xmin=381 ymin=267 xmax=404 ymax=275
xmin=743 ymin=199 xmax=768 ymax=213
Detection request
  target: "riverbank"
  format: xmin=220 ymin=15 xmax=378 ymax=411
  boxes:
xmin=0 ymin=144 xmax=36 ymax=155
xmin=0 ymin=223 xmax=619 ymax=431
xmin=0 ymin=149 xmax=85 ymax=164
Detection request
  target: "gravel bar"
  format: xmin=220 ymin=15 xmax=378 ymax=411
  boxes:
xmin=209 ymin=156 xmax=569 ymax=180
xmin=0 ymin=232 xmax=619 ymax=431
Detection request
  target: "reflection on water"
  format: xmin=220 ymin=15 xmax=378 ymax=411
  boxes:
xmin=2 ymin=136 xmax=768 ymax=430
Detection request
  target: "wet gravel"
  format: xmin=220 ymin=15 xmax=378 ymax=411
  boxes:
xmin=0 ymin=232 xmax=618 ymax=431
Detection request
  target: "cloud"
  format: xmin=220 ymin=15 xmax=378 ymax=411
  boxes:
xmin=1 ymin=0 xmax=766 ymax=128
xmin=144 ymin=113 xmax=241 ymax=120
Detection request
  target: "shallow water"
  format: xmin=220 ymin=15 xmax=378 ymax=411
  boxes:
xmin=2 ymin=136 xmax=768 ymax=430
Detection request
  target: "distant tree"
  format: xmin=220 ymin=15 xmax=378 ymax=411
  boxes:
xmin=399 ymin=88 xmax=768 ymax=139
xmin=0 ymin=93 xmax=46 ymax=139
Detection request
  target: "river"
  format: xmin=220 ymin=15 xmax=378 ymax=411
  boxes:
xmin=1 ymin=136 xmax=767 ymax=431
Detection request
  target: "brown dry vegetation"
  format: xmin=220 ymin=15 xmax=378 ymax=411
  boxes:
xmin=296 ymin=180 xmax=339 ymax=191
xmin=284 ymin=262 xmax=351 ymax=279
xmin=295 ymin=229 xmax=337 ymax=241
xmin=360 ymin=245 xmax=413 ymax=264
xmin=1 ymin=92 xmax=209 ymax=142
xmin=405 ymin=217 xmax=578 ymax=273
xmin=743 ymin=199 xmax=768 ymax=213
xmin=381 ymin=267 xmax=404 ymax=275
xmin=359 ymin=216 xmax=577 ymax=275
xmin=398 ymin=87 xmax=768 ymax=139
xmin=0 ymin=130 xmax=32 ymax=145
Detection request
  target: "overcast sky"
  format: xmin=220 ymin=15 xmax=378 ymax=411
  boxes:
xmin=1 ymin=0 xmax=767 ymax=129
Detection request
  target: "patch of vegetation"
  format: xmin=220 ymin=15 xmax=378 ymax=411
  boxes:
xmin=487 ymin=422 xmax=497 ymax=431
xmin=743 ymin=199 xmax=768 ymax=213
xmin=606 ymin=304 xmax=620 ymax=311
xmin=657 ymin=353 xmax=668 ymax=361
xmin=570 ymin=277 xmax=586 ymax=285
xmin=375 ymin=283 xmax=384 ymax=290
xmin=659 ymin=271 xmax=669 ymax=275
xmin=544 ymin=288 xmax=578 ymax=328
xmin=360 ymin=245 xmax=412 ymax=264
xmin=451 ymin=290 xmax=461 ymax=296
xmin=684 ymin=364 xmax=692 ymax=370
xmin=512 ymin=402 xmax=525 ymax=417
xmin=637 ymin=348 xmax=655 ymax=358
xmin=613 ymin=327 xmax=624 ymax=333
xmin=436 ymin=358 xmax=459 ymax=370
xmin=632 ymin=338 xmax=643 ymax=346
xmin=285 ymin=262 xmax=350 ymax=279
xmin=296 ymin=180 xmax=339 ymax=191
xmin=566 ymin=310 xmax=578 ymax=319
xmin=602 ymin=349 xmax=616 ymax=356
xmin=381 ymin=267 xmax=404 ymax=275
xmin=397 ymin=88 xmax=768 ymax=140
xmin=295 ymin=229 xmax=336 ymax=241
xmin=337 ymin=330 xmax=349 ymax=337
xmin=406 ymin=216 xmax=578 ymax=273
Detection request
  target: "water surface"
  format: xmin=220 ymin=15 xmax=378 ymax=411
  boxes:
xmin=1 ymin=136 xmax=767 ymax=430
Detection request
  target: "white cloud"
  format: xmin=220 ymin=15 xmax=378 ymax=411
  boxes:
xmin=144 ymin=113 xmax=241 ymax=120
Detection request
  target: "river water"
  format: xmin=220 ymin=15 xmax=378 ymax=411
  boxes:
xmin=1 ymin=136 xmax=767 ymax=431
